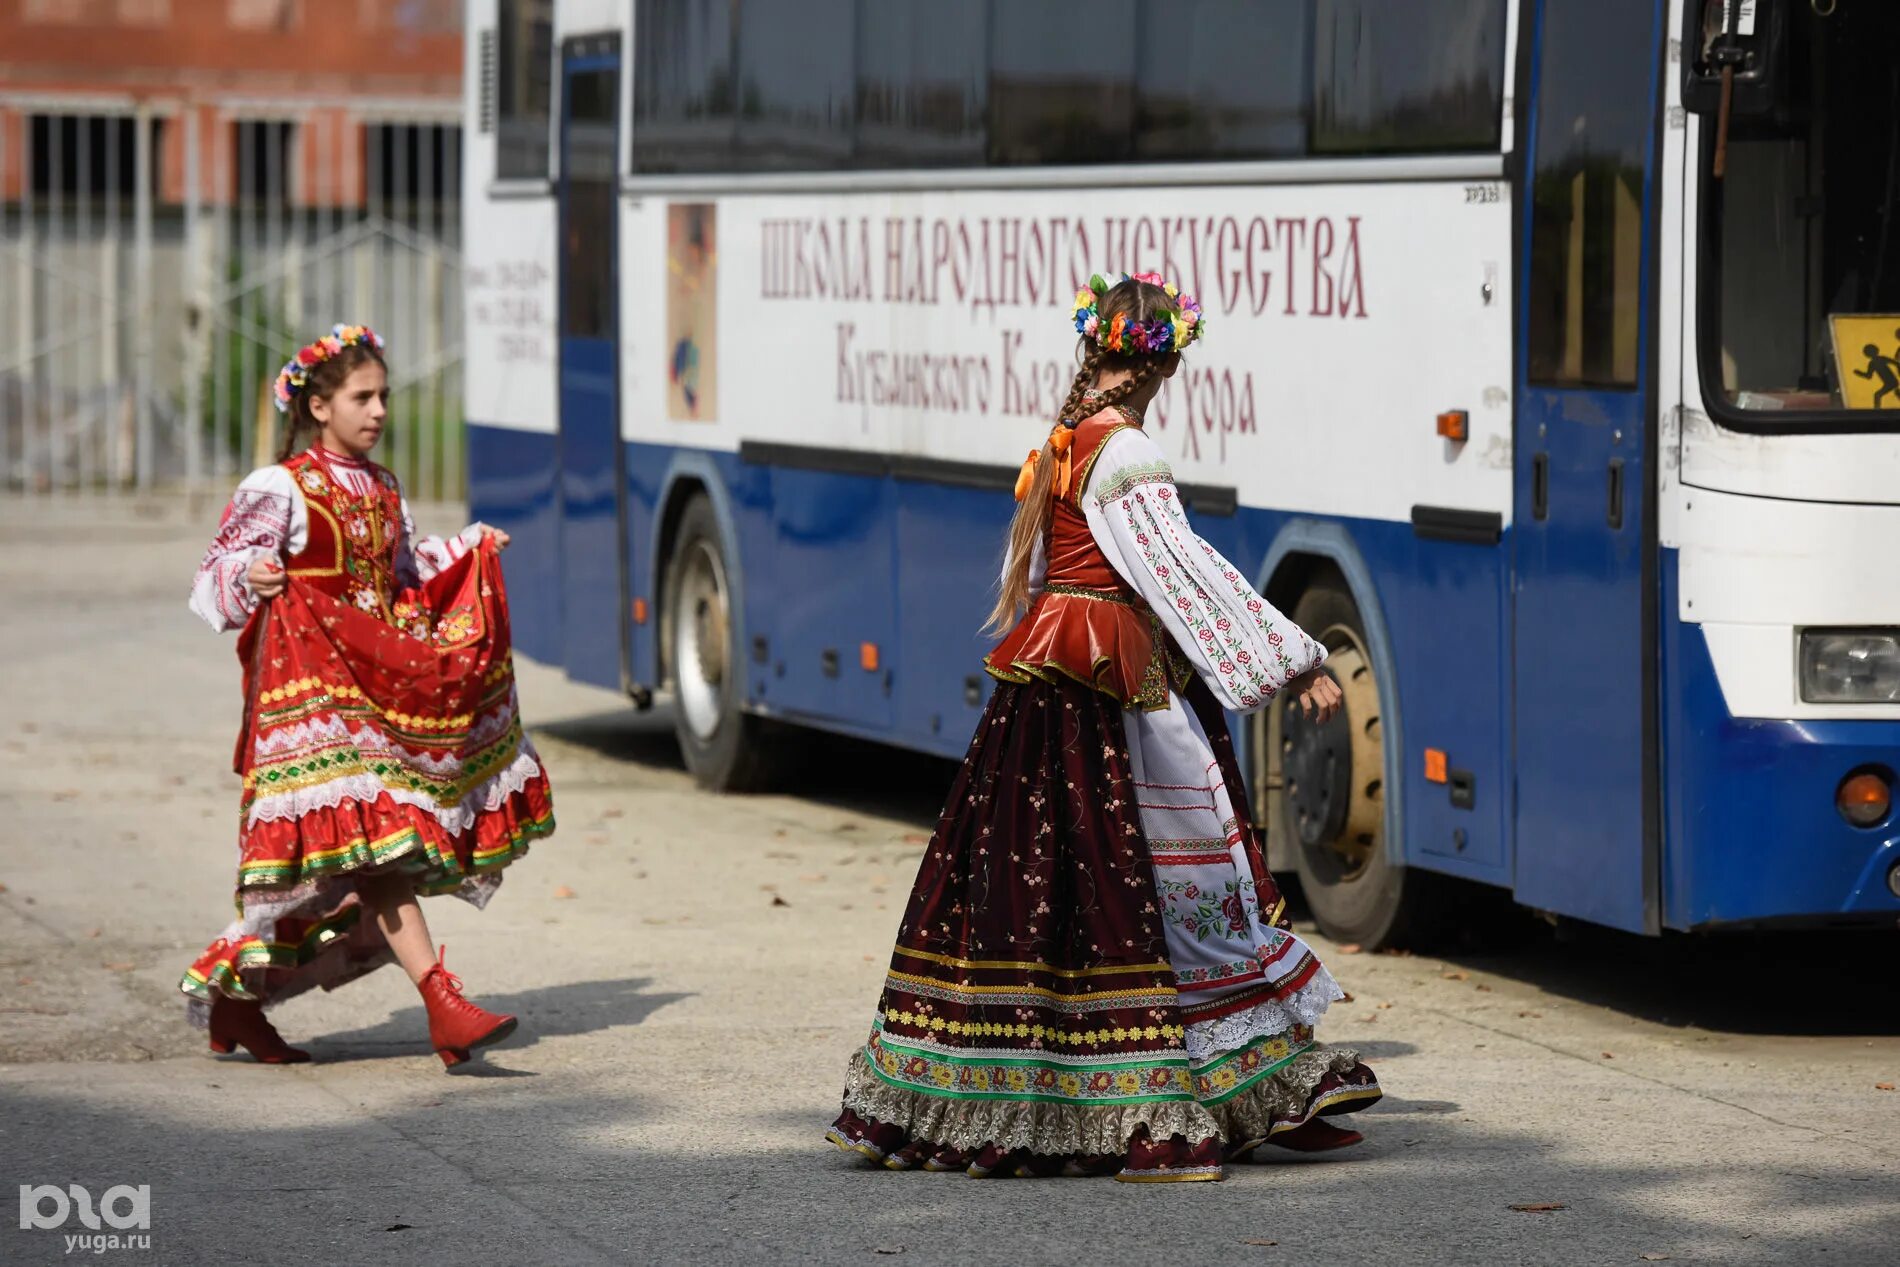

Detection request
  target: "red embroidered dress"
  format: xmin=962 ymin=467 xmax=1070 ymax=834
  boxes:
xmin=828 ymin=407 xmax=1378 ymax=1181
xmin=179 ymin=448 xmax=554 ymax=1017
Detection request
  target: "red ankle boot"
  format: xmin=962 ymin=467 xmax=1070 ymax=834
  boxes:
xmin=208 ymin=997 xmax=311 ymax=1064
xmin=417 ymin=947 xmax=517 ymax=1068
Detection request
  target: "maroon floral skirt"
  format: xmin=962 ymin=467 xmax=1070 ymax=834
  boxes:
xmin=827 ymin=675 xmax=1379 ymax=1182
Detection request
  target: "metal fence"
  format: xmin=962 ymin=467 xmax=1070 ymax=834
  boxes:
xmin=0 ymin=100 xmax=464 ymax=503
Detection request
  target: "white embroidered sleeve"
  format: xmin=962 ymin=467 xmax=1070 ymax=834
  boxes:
xmin=188 ymin=465 xmax=304 ymax=633
xmin=397 ymin=501 xmax=488 ymax=588
xmin=1082 ymin=428 xmax=1326 ymax=712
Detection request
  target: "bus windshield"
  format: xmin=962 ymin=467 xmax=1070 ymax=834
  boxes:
xmin=1704 ymin=2 xmax=1900 ymax=418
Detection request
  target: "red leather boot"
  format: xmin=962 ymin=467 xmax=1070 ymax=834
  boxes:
xmin=417 ymin=947 xmax=517 ymax=1068
xmin=208 ymin=996 xmax=311 ymax=1064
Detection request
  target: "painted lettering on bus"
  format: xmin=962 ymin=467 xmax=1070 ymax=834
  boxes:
xmin=466 ymin=259 xmax=551 ymax=363
xmin=763 ymin=214 xmax=1368 ymax=322
xmin=836 ymin=322 xmax=992 ymax=417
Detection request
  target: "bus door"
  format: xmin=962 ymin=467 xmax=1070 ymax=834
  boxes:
xmin=1510 ymin=0 xmax=1664 ymax=933
xmin=555 ymin=34 xmax=627 ymax=690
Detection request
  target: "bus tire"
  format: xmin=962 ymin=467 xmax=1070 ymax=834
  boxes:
xmin=663 ymin=494 xmax=777 ymax=792
xmin=1279 ymin=579 xmax=1439 ymax=950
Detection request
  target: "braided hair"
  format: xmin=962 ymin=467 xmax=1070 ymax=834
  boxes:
xmin=987 ymin=277 xmax=1178 ymax=634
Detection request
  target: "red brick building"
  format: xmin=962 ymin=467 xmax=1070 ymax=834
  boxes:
xmin=0 ymin=0 xmax=463 ymax=207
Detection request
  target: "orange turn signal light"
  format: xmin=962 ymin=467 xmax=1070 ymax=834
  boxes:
xmin=1437 ymin=410 xmax=1469 ymax=442
xmin=1424 ymin=748 xmax=1449 ymax=784
xmin=1837 ymin=771 xmax=1891 ymax=827
xmin=632 ymin=597 xmax=648 ymax=625
xmin=861 ymin=642 xmax=880 ymax=672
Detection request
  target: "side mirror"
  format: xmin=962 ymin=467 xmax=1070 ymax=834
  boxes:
xmin=1682 ymin=0 xmax=1786 ymax=118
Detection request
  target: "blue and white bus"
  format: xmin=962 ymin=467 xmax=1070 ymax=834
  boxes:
xmin=460 ymin=0 xmax=1900 ymax=947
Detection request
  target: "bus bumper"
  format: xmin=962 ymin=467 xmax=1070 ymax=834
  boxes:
xmin=1665 ymin=617 xmax=1900 ymax=930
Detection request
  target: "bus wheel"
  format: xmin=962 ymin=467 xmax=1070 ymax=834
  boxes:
xmin=664 ymin=494 xmax=775 ymax=792
xmin=1281 ymin=580 xmax=1434 ymax=949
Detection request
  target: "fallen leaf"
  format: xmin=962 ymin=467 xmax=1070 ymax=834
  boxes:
xmin=1476 ymin=984 xmax=1493 ymax=992
xmin=836 ymin=822 xmax=860 ymax=833
xmin=1601 ymin=1052 xmax=1615 ymax=1060
xmin=87 ymin=928 xmax=100 ymax=939
xmin=902 ymin=833 xmax=929 ymax=845
xmin=1875 ymin=1083 xmax=1895 ymax=1092
xmin=871 ymin=1248 xmax=904 ymax=1256
xmin=863 ymin=955 xmax=874 ymax=962
xmin=771 ymin=895 xmax=790 ymax=908
xmin=1639 ymin=1255 xmax=1670 ymax=1262
xmin=0 ymin=883 xmax=8 ymax=893
xmin=1339 ymin=992 xmax=1355 ymax=1003
xmin=1242 ymin=1239 xmax=1278 ymax=1246
xmin=1442 ymin=971 xmax=1468 ymax=981
xmin=773 ymin=828 xmax=788 ymax=837
xmin=799 ymin=874 xmax=827 ymax=883
xmin=1357 ymin=1014 xmax=1377 ymax=1023
xmin=552 ymin=885 xmax=577 ymax=899
xmin=1509 ymin=1203 xmax=1567 ymax=1213
xmin=1338 ymin=943 xmax=1363 ymax=954
xmin=1376 ymin=1002 xmax=1393 ymax=1010
xmin=1518 ymin=1010 xmax=1543 ymax=1019
xmin=584 ymin=833 xmax=607 ymax=845
xmin=103 ymin=962 xmax=135 ymax=972
xmin=602 ymin=808 xmax=624 ymax=819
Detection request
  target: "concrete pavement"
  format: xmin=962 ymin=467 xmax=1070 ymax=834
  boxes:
xmin=1 ymin=499 xmax=1895 ymax=1265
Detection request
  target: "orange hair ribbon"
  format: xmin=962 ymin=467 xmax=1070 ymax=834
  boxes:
xmin=1013 ymin=425 xmax=1076 ymax=502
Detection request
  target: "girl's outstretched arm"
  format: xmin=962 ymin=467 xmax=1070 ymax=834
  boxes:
xmin=1082 ymin=426 xmax=1327 ymax=712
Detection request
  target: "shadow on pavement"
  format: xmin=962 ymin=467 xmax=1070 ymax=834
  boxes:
xmin=301 ymin=976 xmax=691 ymax=1066
xmin=0 ymin=1074 xmax=1892 ymax=1266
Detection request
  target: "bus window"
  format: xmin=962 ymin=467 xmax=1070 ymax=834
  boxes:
xmin=1701 ymin=4 xmax=1900 ymax=416
xmin=1525 ymin=0 xmax=1653 ymax=388
xmin=1134 ymin=0 xmax=1308 ymax=163
xmin=857 ymin=4 xmax=987 ymax=169
xmin=736 ymin=0 xmax=856 ymax=171
xmin=987 ymin=0 xmax=1138 ymax=167
xmin=496 ymin=0 xmax=553 ymax=179
xmin=632 ymin=0 xmax=737 ymax=174
xmin=1310 ymin=0 xmax=1507 ymax=156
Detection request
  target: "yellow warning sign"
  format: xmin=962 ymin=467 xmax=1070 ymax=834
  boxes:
xmin=1830 ymin=314 xmax=1900 ymax=410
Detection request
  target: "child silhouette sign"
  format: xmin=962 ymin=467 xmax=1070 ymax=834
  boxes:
xmin=1853 ymin=344 xmax=1900 ymax=408
xmin=1828 ymin=314 xmax=1900 ymax=410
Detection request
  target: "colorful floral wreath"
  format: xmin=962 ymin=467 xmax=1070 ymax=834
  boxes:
xmin=272 ymin=323 xmax=386 ymax=413
xmin=1070 ymin=271 xmax=1207 ymax=355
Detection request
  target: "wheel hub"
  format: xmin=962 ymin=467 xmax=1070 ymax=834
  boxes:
xmin=1282 ymin=635 xmax=1383 ymax=877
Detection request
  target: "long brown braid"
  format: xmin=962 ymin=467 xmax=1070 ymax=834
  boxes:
xmin=987 ymin=278 xmax=1178 ymax=634
xmin=274 ymin=343 xmax=387 ymax=462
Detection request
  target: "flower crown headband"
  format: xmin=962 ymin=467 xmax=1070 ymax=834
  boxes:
xmin=1070 ymin=271 xmax=1207 ymax=356
xmin=273 ymin=324 xmax=386 ymax=414
xmin=1012 ymin=272 xmax=1207 ymax=503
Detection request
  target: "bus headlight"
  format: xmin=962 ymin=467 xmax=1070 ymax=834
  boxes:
xmin=1799 ymin=630 xmax=1900 ymax=704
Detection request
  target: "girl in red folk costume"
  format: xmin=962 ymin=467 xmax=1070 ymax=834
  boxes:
xmin=180 ymin=324 xmax=554 ymax=1068
xmin=827 ymin=275 xmax=1380 ymax=1182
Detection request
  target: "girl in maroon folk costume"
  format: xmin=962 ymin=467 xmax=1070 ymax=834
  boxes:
xmin=181 ymin=324 xmax=555 ymax=1068
xmin=826 ymin=275 xmax=1379 ymax=1182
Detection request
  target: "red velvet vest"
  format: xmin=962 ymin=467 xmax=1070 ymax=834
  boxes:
xmin=985 ymin=409 xmax=1179 ymax=708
